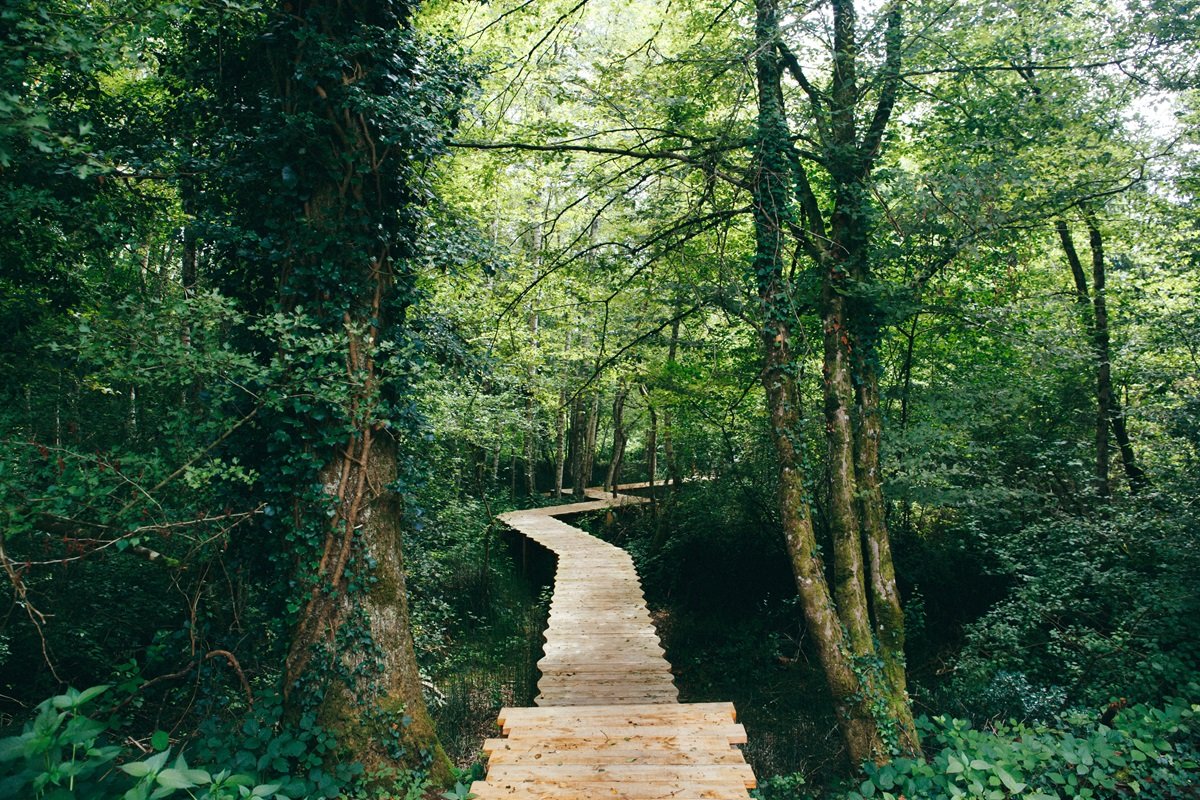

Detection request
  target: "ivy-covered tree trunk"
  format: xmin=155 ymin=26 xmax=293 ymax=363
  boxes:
xmin=751 ymin=0 xmax=879 ymax=763
xmin=257 ymin=0 xmax=453 ymax=783
xmin=752 ymin=0 xmax=918 ymax=764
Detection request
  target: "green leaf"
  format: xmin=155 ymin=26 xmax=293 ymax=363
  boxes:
xmin=996 ymin=767 xmax=1026 ymax=794
xmin=0 ymin=735 xmax=27 ymax=762
xmin=151 ymin=730 xmax=170 ymax=751
xmin=74 ymin=685 xmax=110 ymax=706
xmin=155 ymin=768 xmax=198 ymax=790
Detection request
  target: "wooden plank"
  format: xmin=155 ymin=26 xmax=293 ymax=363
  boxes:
xmin=542 ymin=619 xmax=656 ymax=629
xmin=498 ymin=703 xmax=733 ymax=724
xmin=534 ymin=695 xmax=680 ymax=707
xmin=542 ymin=636 xmax=662 ymax=645
xmin=469 ymin=779 xmax=751 ymax=800
xmin=484 ymin=763 xmax=755 ymax=788
xmin=482 ymin=741 xmax=747 ymax=765
xmin=536 ymin=659 xmax=673 ymax=670
xmin=534 ymin=679 xmax=677 ymax=692
xmin=537 ymin=652 xmax=670 ymax=662
xmin=499 ymin=724 xmax=747 ymax=744
xmin=535 ymin=686 xmax=678 ymax=695
xmin=540 ymin=641 xmax=664 ymax=653
xmin=482 ymin=735 xmax=742 ymax=753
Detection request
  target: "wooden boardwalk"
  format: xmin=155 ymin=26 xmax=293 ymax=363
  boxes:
xmin=469 ymin=486 xmax=756 ymax=800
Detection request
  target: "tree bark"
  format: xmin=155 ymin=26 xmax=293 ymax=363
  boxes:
xmin=643 ymin=386 xmax=658 ymax=496
xmin=1085 ymin=212 xmax=1112 ymax=499
xmin=821 ymin=287 xmax=875 ymax=657
xmin=522 ymin=410 xmax=536 ymax=496
xmin=663 ymin=318 xmax=681 ymax=495
xmin=270 ymin=0 xmax=450 ymax=782
xmin=554 ymin=388 xmax=567 ymax=498
xmin=853 ymin=352 xmax=919 ymax=752
xmin=1057 ymin=216 xmax=1146 ymax=494
xmin=753 ymin=0 xmax=884 ymax=765
xmin=605 ymin=387 xmax=628 ymax=493
xmin=581 ymin=392 xmax=600 ymax=491
xmin=524 ymin=221 xmax=542 ymax=497
xmin=570 ymin=393 xmax=587 ymax=498
xmin=752 ymin=0 xmax=915 ymax=763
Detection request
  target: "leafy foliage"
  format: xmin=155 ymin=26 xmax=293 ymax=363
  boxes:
xmin=849 ymin=696 xmax=1199 ymax=800
xmin=0 ymin=686 xmax=288 ymax=800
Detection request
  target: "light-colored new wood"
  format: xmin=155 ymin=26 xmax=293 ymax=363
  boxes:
xmin=470 ymin=489 xmax=755 ymax=800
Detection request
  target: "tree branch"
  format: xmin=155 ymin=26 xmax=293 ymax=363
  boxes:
xmin=860 ymin=0 xmax=902 ymax=175
xmin=449 ymin=140 xmax=750 ymax=190
xmin=777 ymin=41 xmax=830 ymax=146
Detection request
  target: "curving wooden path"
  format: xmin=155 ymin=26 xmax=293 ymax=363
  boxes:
xmin=469 ymin=485 xmax=756 ymax=800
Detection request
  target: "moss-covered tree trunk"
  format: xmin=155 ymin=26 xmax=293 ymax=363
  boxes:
xmin=268 ymin=0 xmax=452 ymax=784
xmin=752 ymin=0 xmax=917 ymax=764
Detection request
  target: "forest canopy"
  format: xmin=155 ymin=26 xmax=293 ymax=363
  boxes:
xmin=0 ymin=0 xmax=1198 ymax=797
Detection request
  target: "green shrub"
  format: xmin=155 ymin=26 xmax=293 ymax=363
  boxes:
xmin=757 ymin=694 xmax=1198 ymax=800
xmin=949 ymin=504 xmax=1200 ymax=714
xmin=855 ymin=696 xmax=1197 ymax=800
xmin=0 ymin=685 xmax=287 ymax=800
xmin=188 ymin=690 xmax=362 ymax=799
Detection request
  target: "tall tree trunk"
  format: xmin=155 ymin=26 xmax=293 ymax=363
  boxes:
xmin=570 ymin=393 xmax=587 ymax=498
xmin=270 ymin=0 xmax=450 ymax=782
xmin=524 ymin=221 xmax=542 ymax=496
xmin=510 ymin=451 xmax=518 ymax=499
xmin=643 ymin=386 xmax=658 ymax=494
xmin=554 ymin=388 xmax=567 ymax=498
xmin=752 ymin=0 xmax=914 ymax=763
xmin=1086 ymin=213 xmax=1112 ymax=498
xmin=1111 ymin=401 xmax=1147 ymax=491
xmin=285 ymin=434 xmax=447 ymax=780
xmin=182 ymin=223 xmax=198 ymax=297
xmin=663 ymin=318 xmax=681 ymax=495
xmin=1057 ymin=217 xmax=1146 ymax=494
xmin=821 ymin=286 xmax=875 ymax=657
xmin=522 ymin=410 xmax=536 ymax=496
xmin=853 ymin=352 xmax=919 ymax=752
xmin=581 ymin=392 xmax=600 ymax=491
xmin=605 ymin=388 xmax=628 ymax=493
xmin=753 ymin=0 xmax=883 ymax=764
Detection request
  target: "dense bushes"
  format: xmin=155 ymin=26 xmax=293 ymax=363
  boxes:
xmin=946 ymin=498 xmax=1200 ymax=719
xmin=757 ymin=693 xmax=1199 ymax=800
xmin=0 ymin=686 xmax=293 ymax=800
